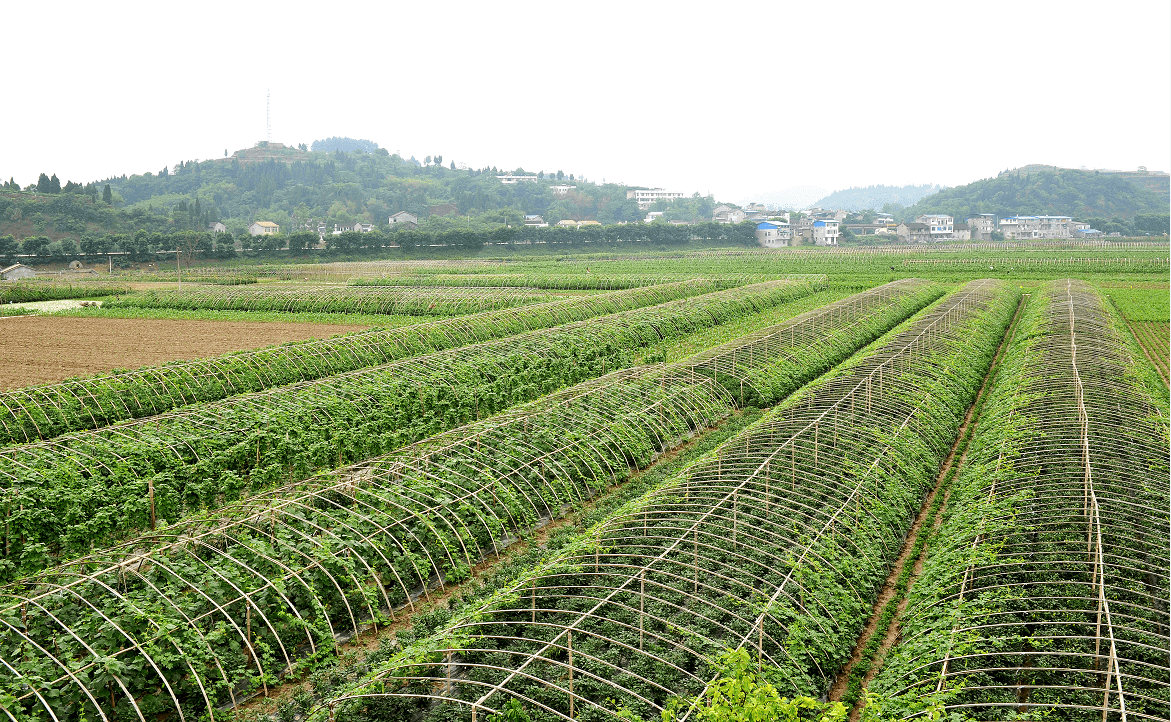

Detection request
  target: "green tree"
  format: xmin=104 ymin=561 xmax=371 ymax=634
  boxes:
xmin=664 ymin=649 xmax=847 ymax=722
xmin=102 ymin=184 xmax=113 ymax=204
xmin=21 ymin=236 xmax=50 ymax=256
xmin=0 ymin=235 xmax=19 ymax=259
xmin=36 ymin=173 xmax=52 ymax=194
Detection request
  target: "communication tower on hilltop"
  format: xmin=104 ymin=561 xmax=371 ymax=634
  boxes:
xmin=266 ymin=90 xmax=272 ymax=144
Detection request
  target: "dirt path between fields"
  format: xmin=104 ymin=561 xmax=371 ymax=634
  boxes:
xmin=828 ymin=295 xmax=1026 ymax=716
xmin=0 ymin=316 xmax=370 ymax=389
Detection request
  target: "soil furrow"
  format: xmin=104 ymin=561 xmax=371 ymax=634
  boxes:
xmin=828 ymin=294 xmax=1026 ymax=716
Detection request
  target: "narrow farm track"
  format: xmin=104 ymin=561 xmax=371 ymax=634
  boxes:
xmin=828 ymin=293 xmax=1027 ymax=715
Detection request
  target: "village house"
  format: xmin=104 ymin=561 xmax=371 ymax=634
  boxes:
xmin=248 ymin=221 xmax=280 ymax=236
xmin=389 ymin=211 xmax=418 ymax=227
xmin=966 ymin=214 xmax=997 ymax=241
xmin=0 ymin=263 xmax=36 ymax=280
xmin=711 ymin=205 xmax=747 ymax=224
xmin=208 ymin=222 xmax=227 ymax=233
xmin=812 ymin=219 xmax=840 ymax=246
xmin=755 ymin=221 xmax=792 ymax=248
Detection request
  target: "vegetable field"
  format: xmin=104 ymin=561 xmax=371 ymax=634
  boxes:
xmin=0 ymin=247 xmax=1165 ymax=722
xmin=870 ymin=281 xmax=1169 ymax=720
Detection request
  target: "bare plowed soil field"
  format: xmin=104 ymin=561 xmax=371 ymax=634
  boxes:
xmin=0 ymin=316 xmax=370 ymax=389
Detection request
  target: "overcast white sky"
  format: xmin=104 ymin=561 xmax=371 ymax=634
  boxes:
xmin=4 ymin=0 xmax=1168 ymax=204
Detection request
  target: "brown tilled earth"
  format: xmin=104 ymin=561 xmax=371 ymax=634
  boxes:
xmin=0 ymin=316 xmax=370 ymax=389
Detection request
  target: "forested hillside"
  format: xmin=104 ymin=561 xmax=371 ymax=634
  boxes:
xmin=904 ymin=166 xmax=1169 ymax=221
xmin=0 ymin=143 xmax=717 ymax=241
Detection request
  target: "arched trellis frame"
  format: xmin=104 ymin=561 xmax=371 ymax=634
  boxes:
xmin=871 ymin=280 xmax=1170 ymax=721
xmin=321 ymin=279 xmax=1019 ymax=722
xmin=0 ymin=279 xmax=835 ymax=572
xmin=0 ymin=277 xmax=939 ymax=722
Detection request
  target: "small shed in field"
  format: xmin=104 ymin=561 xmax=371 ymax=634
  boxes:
xmin=0 ymin=264 xmax=36 ymax=280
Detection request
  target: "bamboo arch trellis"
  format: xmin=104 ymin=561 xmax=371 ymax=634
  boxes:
xmin=0 ymin=278 xmax=847 ymax=572
xmin=0 ymin=279 xmax=738 ymax=445
xmin=0 ymin=277 xmax=930 ymax=722
xmin=319 ymin=279 xmax=1019 ymax=722
xmin=870 ymin=280 xmax=1170 ymax=721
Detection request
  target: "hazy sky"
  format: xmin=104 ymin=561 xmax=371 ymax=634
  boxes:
xmin=5 ymin=1 xmax=1168 ymax=204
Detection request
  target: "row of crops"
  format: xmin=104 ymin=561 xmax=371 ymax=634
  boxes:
xmin=350 ymin=274 xmax=767 ymax=290
xmin=307 ymin=279 xmax=1019 ymax=721
xmin=0 ymin=280 xmax=945 ymax=721
xmin=870 ymin=280 xmax=1170 ymax=720
xmin=0 ymin=279 xmax=754 ymax=444
xmin=3 ymin=279 xmax=876 ymax=575
xmin=0 ymin=281 xmax=133 ymax=304
xmin=102 ymin=285 xmax=565 ymax=316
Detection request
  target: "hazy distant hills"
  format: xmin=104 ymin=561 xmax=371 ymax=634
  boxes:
xmin=811 ymin=184 xmax=943 ymax=211
xmin=904 ymin=166 xmax=1169 ymax=220
xmin=743 ymin=186 xmax=830 ymax=210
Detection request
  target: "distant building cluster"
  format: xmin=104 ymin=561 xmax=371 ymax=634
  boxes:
xmin=893 ymin=214 xmax=1096 ymax=242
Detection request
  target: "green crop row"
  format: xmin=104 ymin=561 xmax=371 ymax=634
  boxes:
xmin=309 ymin=280 xmax=1019 ymax=722
xmin=0 ymin=280 xmax=839 ymax=576
xmin=869 ymin=281 xmax=1170 ymax=720
xmin=0 ymin=280 xmax=131 ymax=303
xmin=350 ymin=273 xmax=769 ymax=291
xmin=0 ymin=279 xmax=928 ymax=722
xmin=103 ymin=284 xmax=560 ymax=315
xmin=0 ymin=280 xmax=726 ymax=445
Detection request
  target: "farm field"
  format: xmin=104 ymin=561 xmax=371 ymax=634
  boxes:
xmin=0 ymin=315 xmax=370 ymax=388
xmin=0 ymin=243 xmax=1166 ymax=722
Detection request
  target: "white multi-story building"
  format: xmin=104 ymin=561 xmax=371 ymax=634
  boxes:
xmin=812 ymin=219 xmax=839 ymax=246
xmin=755 ymin=221 xmax=792 ymax=248
xmin=551 ymin=184 xmax=576 ymax=196
xmin=998 ymin=215 xmax=1074 ymax=239
xmin=626 ymin=188 xmax=684 ymax=210
xmin=497 ymin=174 xmax=539 ymax=184
xmin=915 ymin=214 xmax=954 ymax=239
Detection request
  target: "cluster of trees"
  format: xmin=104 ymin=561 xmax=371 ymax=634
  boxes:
xmin=1 ymin=173 xmax=115 ymax=204
xmin=0 ymin=231 xmax=237 ymax=265
xmin=1082 ymin=213 xmax=1170 ymax=236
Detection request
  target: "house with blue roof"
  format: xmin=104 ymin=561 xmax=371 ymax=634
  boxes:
xmin=755 ymin=221 xmax=792 ymax=248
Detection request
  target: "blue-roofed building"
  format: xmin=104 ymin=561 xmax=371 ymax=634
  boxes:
xmin=811 ymin=219 xmax=840 ymax=246
xmin=755 ymin=221 xmax=792 ymax=248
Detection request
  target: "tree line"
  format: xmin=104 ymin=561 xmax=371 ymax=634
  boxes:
xmin=0 ymin=221 xmax=759 ymax=267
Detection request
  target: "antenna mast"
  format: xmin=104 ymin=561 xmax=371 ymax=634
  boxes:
xmin=266 ymin=89 xmax=272 ymax=144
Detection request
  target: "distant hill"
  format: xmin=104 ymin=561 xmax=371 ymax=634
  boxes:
xmin=904 ymin=166 xmax=1169 ymax=220
xmin=745 ymin=186 xmax=830 ymax=210
xmin=812 ymin=184 xmax=943 ymax=211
